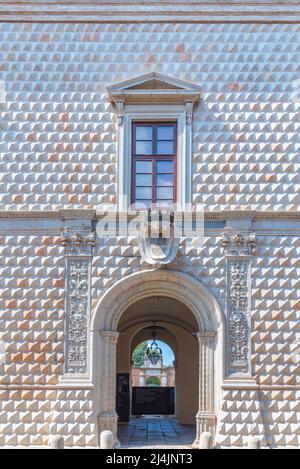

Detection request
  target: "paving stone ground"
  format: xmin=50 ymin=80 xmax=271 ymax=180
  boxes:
xmin=118 ymin=417 xmax=196 ymax=449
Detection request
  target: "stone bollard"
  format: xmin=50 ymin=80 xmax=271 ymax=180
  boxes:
xmin=247 ymin=436 xmax=261 ymax=449
xmin=199 ymin=432 xmax=212 ymax=449
xmin=49 ymin=435 xmax=64 ymax=449
xmin=100 ymin=430 xmax=115 ymax=449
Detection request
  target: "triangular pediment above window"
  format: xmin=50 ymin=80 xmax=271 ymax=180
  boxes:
xmin=107 ymin=72 xmax=201 ymax=104
xmin=126 ymin=78 xmax=181 ymax=91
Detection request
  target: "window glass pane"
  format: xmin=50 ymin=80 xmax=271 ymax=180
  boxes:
xmin=157 ymin=174 xmax=173 ymax=187
xmin=157 ymin=126 xmax=174 ymax=140
xmin=136 ymin=161 xmax=152 ymax=173
xmin=135 ymin=174 xmax=152 ymax=187
xmin=156 ymin=161 xmax=173 ymax=173
xmin=136 ymin=187 xmax=152 ymax=199
xmin=136 ymin=126 xmax=152 ymax=140
xmin=156 ymin=141 xmax=174 ymax=155
xmin=157 ymin=200 xmax=174 ymax=208
xmin=157 ymin=187 xmax=174 ymax=199
xmin=134 ymin=200 xmax=152 ymax=209
xmin=136 ymin=141 xmax=152 ymax=155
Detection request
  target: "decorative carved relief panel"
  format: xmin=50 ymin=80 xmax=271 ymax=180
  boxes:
xmin=65 ymin=260 xmax=90 ymax=374
xmin=60 ymin=227 xmax=94 ymax=376
xmin=222 ymin=231 xmax=255 ymax=377
xmin=228 ymin=260 xmax=250 ymax=374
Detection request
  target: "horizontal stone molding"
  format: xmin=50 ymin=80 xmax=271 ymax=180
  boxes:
xmin=1 ymin=209 xmax=300 ymax=221
xmin=0 ymin=1 xmax=299 ymax=23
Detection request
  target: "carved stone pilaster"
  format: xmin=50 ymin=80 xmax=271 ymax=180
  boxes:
xmin=185 ymin=100 xmax=194 ymax=125
xmin=65 ymin=260 xmax=90 ymax=374
xmin=60 ymin=225 xmax=95 ymax=377
xmin=194 ymin=332 xmax=216 ymax=447
xmin=98 ymin=331 xmax=120 ymax=447
xmin=222 ymin=231 xmax=255 ymax=377
xmin=228 ymin=261 xmax=251 ymax=374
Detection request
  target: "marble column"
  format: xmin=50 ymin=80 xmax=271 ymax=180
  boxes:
xmin=98 ymin=331 xmax=120 ymax=448
xmin=194 ymin=331 xmax=217 ymax=447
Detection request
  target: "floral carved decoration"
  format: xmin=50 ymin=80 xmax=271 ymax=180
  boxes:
xmin=65 ymin=261 xmax=89 ymax=374
xmin=229 ymin=262 xmax=249 ymax=373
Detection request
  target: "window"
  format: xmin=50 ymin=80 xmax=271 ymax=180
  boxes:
xmin=132 ymin=122 xmax=177 ymax=209
xmin=108 ymin=73 xmax=200 ymax=210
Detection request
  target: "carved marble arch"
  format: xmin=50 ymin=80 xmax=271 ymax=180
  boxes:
xmin=91 ymin=269 xmax=223 ymax=333
xmin=91 ymin=269 xmax=225 ymax=448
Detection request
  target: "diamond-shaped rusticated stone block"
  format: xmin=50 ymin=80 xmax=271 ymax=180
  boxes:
xmin=217 ymin=390 xmax=267 ymax=448
xmin=217 ymin=388 xmax=300 ymax=448
xmin=0 ymin=389 xmax=58 ymax=447
xmin=251 ymin=235 xmax=300 ymax=386
xmin=48 ymin=390 xmax=97 ymax=447
xmin=0 ymin=23 xmax=300 ymax=211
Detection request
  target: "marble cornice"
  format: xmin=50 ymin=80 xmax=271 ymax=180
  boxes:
xmin=1 ymin=209 xmax=300 ymax=221
xmin=0 ymin=1 xmax=299 ymax=23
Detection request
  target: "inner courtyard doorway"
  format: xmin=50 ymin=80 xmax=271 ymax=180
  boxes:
xmin=131 ymin=336 xmax=175 ymax=417
xmin=116 ymin=296 xmax=199 ymax=443
xmin=94 ymin=269 xmax=222 ymax=448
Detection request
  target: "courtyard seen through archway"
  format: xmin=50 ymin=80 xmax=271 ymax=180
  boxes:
xmin=115 ymin=296 xmax=199 ymax=447
xmin=130 ymin=338 xmax=176 ymax=415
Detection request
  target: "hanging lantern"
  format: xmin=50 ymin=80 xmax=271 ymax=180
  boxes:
xmin=146 ymin=327 xmax=162 ymax=366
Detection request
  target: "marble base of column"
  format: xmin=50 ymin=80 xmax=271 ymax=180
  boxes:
xmin=98 ymin=411 xmax=121 ymax=448
xmin=193 ymin=411 xmax=216 ymax=448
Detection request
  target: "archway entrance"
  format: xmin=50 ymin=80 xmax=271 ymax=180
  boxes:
xmin=92 ymin=269 xmax=223 ymax=448
xmin=116 ymin=296 xmax=199 ymax=428
xmin=130 ymin=335 xmax=176 ymax=417
xmin=115 ymin=296 xmax=199 ymax=447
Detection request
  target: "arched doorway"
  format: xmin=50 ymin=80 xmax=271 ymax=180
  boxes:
xmin=115 ymin=298 xmax=199 ymax=447
xmin=91 ymin=269 xmax=224 ymax=448
xmin=117 ymin=334 xmax=177 ymax=423
xmin=131 ymin=336 xmax=176 ymax=412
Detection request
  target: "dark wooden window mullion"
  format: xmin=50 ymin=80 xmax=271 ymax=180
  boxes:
xmin=152 ymin=158 xmax=156 ymax=204
xmin=132 ymin=122 xmax=177 ymax=208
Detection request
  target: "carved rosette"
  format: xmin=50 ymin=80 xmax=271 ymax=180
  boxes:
xmin=65 ymin=260 xmax=90 ymax=374
xmin=222 ymin=231 xmax=255 ymax=376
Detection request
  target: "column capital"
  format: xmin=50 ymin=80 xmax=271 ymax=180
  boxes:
xmin=221 ymin=230 xmax=256 ymax=257
xmin=195 ymin=331 xmax=216 ymax=342
xmin=99 ymin=331 xmax=120 ymax=344
xmin=60 ymin=228 xmax=95 ymax=256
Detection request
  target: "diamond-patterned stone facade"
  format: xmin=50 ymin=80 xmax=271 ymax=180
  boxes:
xmin=0 ymin=21 xmax=300 ymax=448
xmin=0 ymin=23 xmax=299 ymax=211
xmin=0 ymin=229 xmax=299 ymax=447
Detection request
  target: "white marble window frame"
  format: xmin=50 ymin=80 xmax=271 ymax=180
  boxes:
xmin=117 ymin=104 xmax=192 ymax=211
